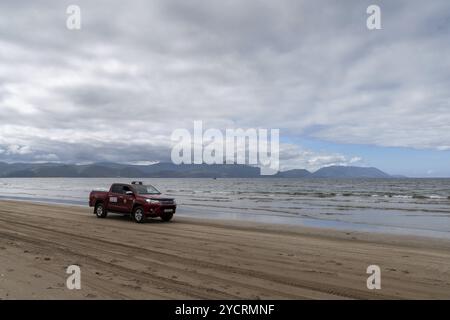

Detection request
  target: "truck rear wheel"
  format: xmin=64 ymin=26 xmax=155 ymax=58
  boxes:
xmin=132 ymin=206 xmax=145 ymax=223
xmin=95 ymin=203 xmax=107 ymax=218
xmin=161 ymin=213 xmax=173 ymax=222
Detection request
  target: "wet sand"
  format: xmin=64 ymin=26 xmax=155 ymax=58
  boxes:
xmin=0 ymin=200 xmax=449 ymax=299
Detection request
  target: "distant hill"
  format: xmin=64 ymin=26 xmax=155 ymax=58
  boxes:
xmin=0 ymin=162 xmax=261 ymax=178
xmin=0 ymin=162 xmax=397 ymax=178
xmin=391 ymin=174 xmax=408 ymax=178
xmin=275 ymin=169 xmax=311 ymax=178
xmin=310 ymin=166 xmax=391 ymax=178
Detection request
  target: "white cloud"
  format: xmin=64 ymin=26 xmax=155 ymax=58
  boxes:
xmin=6 ymin=145 xmax=32 ymax=155
xmin=279 ymin=143 xmax=362 ymax=171
xmin=34 ymin=153 xmax=60 ymax=161
xmin=349 ymin=157 xmax=362 ymax=163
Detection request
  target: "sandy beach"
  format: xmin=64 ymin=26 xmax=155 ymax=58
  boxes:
xmin=0 ymin=199 xmax=449 ymax=299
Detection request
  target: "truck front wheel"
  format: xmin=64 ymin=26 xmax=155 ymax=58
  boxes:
xmin=132 ymin=206 xmax=145 ymax=223
xmin=95 ymin=203 xmax=107 ymax=218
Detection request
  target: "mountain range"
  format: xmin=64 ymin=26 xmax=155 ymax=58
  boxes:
xmin=0 ymin=162 xmax=400 ymax=178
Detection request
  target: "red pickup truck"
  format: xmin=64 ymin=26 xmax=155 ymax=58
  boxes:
xmin=89 ymin=181 xmax=176 ymax=223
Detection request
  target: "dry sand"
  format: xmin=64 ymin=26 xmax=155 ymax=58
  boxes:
xmin=0 ymin=199 xmax=449 ymax=299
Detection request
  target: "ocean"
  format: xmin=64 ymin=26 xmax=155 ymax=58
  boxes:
xmin=1 ymin=177 xmax=450 ymax=238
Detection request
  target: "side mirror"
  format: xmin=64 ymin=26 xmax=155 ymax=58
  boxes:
xmin=125 ymin=191 xmax=134 ymax=196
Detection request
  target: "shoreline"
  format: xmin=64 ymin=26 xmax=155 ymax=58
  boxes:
xmin=1 ymin=199 xmax=450 ymax=299
xmin=1 ymin=195 xmax=450 ymax=240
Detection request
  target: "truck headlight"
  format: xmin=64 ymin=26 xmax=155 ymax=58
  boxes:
xmin=146 ymin=199 xmax=160 ymax=204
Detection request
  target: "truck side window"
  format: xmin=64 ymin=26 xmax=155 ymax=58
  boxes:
xmin=111 ymin=184 xmax=123 ymax=194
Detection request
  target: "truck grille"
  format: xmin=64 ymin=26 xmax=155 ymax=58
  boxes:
xmin=160 ymin=200 xmax=174 ymax=205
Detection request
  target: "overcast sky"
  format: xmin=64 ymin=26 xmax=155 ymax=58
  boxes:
xmin=0 ymin=0 xmax=449 ymax=176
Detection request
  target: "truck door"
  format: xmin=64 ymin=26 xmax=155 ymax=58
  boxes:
xmin=120 ymin=186 xmax=135 ymax=213
xmin=108 ymin=184 xmax=124 ymax=212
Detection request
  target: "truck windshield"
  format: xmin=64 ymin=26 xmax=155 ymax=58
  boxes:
xmin=133 ymin=185 xmax=161 ymax=195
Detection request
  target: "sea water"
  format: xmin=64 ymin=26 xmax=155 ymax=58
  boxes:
xmin=1 ymin=177 xmax=449 ymax=238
